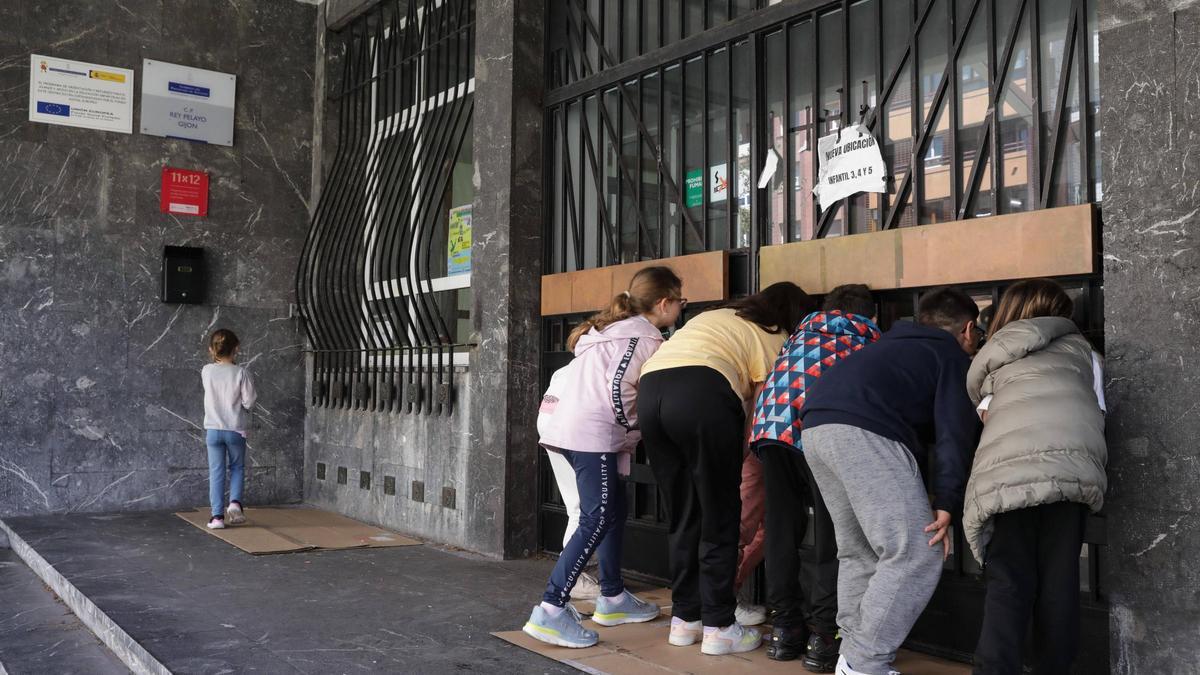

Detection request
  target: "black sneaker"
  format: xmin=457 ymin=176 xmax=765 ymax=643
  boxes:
xmin=767 ymin=625 xmax=809 ymax=661
xmin=802 ymin=631 xmax=841 ymax=673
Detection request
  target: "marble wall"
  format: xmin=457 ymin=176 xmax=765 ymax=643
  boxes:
xmin=1100 ymin=0 xmax=1200 ymax=670
xmin=0 ymin=0 xmax=317 ymax=516
xmin=302 ymin=0 xmax=544 ymax=557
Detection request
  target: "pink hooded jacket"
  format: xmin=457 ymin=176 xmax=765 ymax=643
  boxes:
xmin=537 ymin=314 xmax=665 ymax=475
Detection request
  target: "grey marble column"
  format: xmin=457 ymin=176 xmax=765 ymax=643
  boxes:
xmin=1100 ymin=1 xmax=1200 ymax=670
xmin=467 ymin=0 xmax=545 ymax=558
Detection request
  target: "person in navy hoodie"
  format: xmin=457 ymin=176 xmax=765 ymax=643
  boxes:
xmin=749 ymin=284 xmax=882 ymax=672
xmin=798 ymin=287 xmax=982 ymax=675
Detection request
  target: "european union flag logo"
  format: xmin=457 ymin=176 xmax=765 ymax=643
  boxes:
xmin=36 ymin=101 xmax=70 ymax=117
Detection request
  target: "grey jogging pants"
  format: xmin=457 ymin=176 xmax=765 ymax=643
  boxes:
xmin=801 ymin=424 xmax=944 ymax=675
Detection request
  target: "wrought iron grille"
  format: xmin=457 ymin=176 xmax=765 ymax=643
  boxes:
xmin=544 ymin=0 xmax=1100 ymax=274
xmin=297 ymin=0 xmax=476 ymax=415
xmin=547 ymin=0 xmax=784 ymax=89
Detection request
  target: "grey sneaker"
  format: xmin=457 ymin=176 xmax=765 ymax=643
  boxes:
xmin=591 ymin=591 xmax=661 ymax=626
xmin=523 ymin=604 xmax=598 ymax=648
xmin=570 ymin=572 xmax=601 ymax=601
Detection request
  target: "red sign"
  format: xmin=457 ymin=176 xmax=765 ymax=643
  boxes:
xmin=160 ymin=167 xmax=209 ymax=216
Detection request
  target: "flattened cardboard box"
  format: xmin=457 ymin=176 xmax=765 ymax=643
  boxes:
xmin=175 ymin=506 xmax=420 ymax=554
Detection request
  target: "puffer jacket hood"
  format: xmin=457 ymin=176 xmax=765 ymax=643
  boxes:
xmin=963 ymin=316 xmax=1107 ymax=564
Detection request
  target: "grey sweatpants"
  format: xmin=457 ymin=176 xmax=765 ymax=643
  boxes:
xmin=801 ymin=424 xmax=943 ymax=675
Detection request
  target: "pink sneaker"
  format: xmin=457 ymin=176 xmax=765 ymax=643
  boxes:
xmin=206 ymin=516 xmax=226 ymax=530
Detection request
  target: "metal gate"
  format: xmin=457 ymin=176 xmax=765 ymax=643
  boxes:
xmin=539 ymin=0 xmax=1106 ymax=668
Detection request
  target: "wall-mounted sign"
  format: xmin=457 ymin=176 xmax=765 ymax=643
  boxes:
xmin=685 ymin=169 xmax=703 ymax=208
xmin=160 ymin=167 xmax=209 ymax=216
xmin=28 ymin=55 xmax=134 ymax=133
xmin=709 ymin=163 xmax=729 ymax=203
xmin=812 ymin=124 xmax=887 ymax=210
xmin=447 ymin=205 xmax=472 ymax=275
xmin=140 ymin=59 xmax=236 ymax=146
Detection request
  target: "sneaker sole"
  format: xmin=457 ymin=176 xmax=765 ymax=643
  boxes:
xmin=669 ymin=633 xmax=700 ymax=647
xmin=591 ymin=611 xmax=659 ymax=627
xmin=522 ymin=623 xmax=597 ymax=649
xmin=701 ymin=640 xmax=761 ymax=656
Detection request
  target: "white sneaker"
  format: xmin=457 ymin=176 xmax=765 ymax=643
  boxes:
xmin=836 ymin=654 xmax=902 ymax=675
xmin=668 ymin=618 xmax=703 ymax=646
xmin=206 ymin=517 xmax=226 ymax=530
xmin=734 ymin=602 xmax=767 ymax=626
xmin=570 ymin=572 xmax=601 ymax=601
xmin=700 ymin=622 xmax=761 ymax=655
xmin=225 ymin=502 xmax=246 ymax=525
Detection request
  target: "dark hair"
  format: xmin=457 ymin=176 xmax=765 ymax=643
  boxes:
xmin=209 ymin=329 xmax=240 ymax=359
xmin=916 ymin=287 xmax=979 ymax=333
xmin=725 ymin=282 xmax=815 ymax=335
xmin=566 ymin=266 xmax=683 ymax=350
xmin=989 ymin=278 xmax=1073 ymax=339
xmin=822 ymin=284 xmax=875 ymax=319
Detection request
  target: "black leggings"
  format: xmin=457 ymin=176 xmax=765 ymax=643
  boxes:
xmin=639 ymin=366 xmax=745 ymax=628
xmin=974 ymin=501 xmax=1088 ymax=675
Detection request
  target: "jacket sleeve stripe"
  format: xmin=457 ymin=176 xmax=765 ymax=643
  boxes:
xmin=611 ymin=338 xmax=639 ymax=430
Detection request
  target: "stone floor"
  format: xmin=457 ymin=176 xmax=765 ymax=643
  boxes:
xmin=0 ymin=548 xmax=130 ymax=675
xmin=1 ymin=511 xmax=573 ymax=674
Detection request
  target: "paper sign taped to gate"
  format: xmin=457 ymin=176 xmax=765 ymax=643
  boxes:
xmin=812 ymin=124 xmax=887 ymax=210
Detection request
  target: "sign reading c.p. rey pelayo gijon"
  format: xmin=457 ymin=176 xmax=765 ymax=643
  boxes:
xmin=140 ymin=59 xmax=236 ymax=146
xmin=812 ymin=124 xmax=887 ymax=210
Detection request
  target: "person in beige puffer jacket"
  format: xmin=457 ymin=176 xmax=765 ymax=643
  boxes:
xmin=964 ymin=279 xmax=1107 ymax=675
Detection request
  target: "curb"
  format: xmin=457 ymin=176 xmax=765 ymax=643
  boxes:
xmin=0 ymin=519 xmax=171 ymax=675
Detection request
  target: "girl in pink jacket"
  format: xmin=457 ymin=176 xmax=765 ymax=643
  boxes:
xmin=523 ymin=266 xmax=685 ymax=649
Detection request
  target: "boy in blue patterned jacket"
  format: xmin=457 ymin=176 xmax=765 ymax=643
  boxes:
xmin=748 ymin=284 xmax=881 ymax=671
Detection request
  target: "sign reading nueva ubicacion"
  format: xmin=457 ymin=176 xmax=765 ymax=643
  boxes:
xmin=812 ymin=124 xmax=887 ymax=210
xmin=28 ymin=55 xmax=134 ymax=133
xmin=140 ymin=59 xmax=236 ymax=146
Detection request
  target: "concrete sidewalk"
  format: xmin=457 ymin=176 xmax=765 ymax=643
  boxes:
xmin=0 ymin=548 xmax=130 ymax=675
xmin=1 ymin=510 xmax=572 ymax=674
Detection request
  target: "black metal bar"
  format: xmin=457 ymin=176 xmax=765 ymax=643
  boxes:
xmin=784 ymin=22 xmax=793 ymax=241
xmin=1039 ymin=0 xmax=1081 ymax=210
xmin=730 ymin=39 xmax=738 ymax=251
xmin=948 ymin=0 xmax=960 ymax=220
xmin=658 ymin=66 xmax=667 ymax=257
xmin=1078 ymin=0 xmax=1094 ymax=203
xmin=909 ymin=0 xmax=923 ymax=229
xmin=841 ymin=0 xmax=851 ymax=233
xmin=987 ymin=0 xmax=1001 ymax=209
xmin=749 ymin=35 xmax=762 ymax=287
xmin=1028 ymin=0 xmax=1043 ymax=207
xmin=702 ymin=51 xmax=710 ymax=250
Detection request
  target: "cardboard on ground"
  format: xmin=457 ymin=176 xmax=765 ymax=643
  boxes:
xmin=494 ymin=604 xmax=970 ymax=675
xmin=175 ymin=505 xmax=420 ymax=555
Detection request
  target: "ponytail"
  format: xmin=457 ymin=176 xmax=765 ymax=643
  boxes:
xmin=566 ymin=266 xmax=682 ymax=351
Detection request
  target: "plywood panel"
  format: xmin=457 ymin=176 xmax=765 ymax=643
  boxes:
xmin=541 ymin=251 xmax=729 ymax=316
xmin=760 ymin=204 xmax=1096 ymax=293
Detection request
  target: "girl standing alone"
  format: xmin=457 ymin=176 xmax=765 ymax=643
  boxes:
xmin=523 ymin=266 xmax=686 ymax=648
xmin=202 ymin=329 xmax=257 ymax=530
